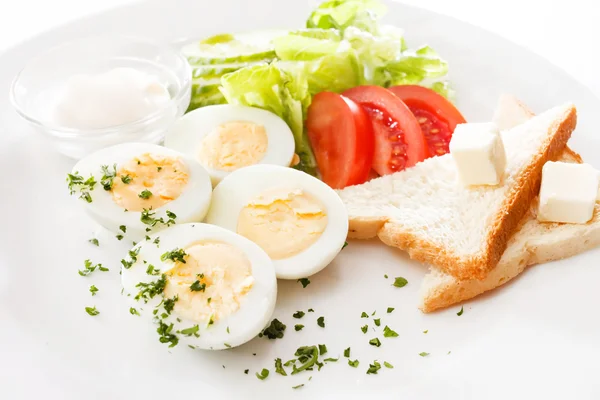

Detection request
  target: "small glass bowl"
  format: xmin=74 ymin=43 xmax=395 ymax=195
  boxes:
xmin=10 ymin=34 xmax=192 ymax=159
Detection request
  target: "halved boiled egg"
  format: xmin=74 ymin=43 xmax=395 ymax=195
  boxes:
xmin=70 ymin=143 xmax=212 ymax=239
xmin=164 ymin=104 xmax=295 ymax=186
xmin=206 ymin=165 xmax=348 ymax=279
xmin=121 ymin=223 xmax=277 ymax=350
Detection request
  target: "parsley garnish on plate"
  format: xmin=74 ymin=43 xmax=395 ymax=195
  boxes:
xmin=157 ymin=166 xmax=162 ymax=172
xmin=361 ymin=312 xmax=368 ymax=318
xmin=291 ymin=346 xmax=319 ymax=375
xmin=295 ymin=324 xmax=304 ymax=331
xmin=384 ymin=361 xmax=394 ymax=369
xmin=366 ymin=361 xmax=381 ymax=374
xmin=317 ymin=316 xmax=325 ymax=328
xmin=259 ymin=319 xmax=286 ymax=339
xmin=293 ymin=311 xmax=305 ymax=319
xmin=307 ymin=308 xmax=314 ymax=313
xmin=100 ymin=164 xmax=117 ymax=191
xmin=344 ymin=347 xmax=350 ymax=358
xmin=256 ymin=368 xmax=269 ymax=380
xmin=324 ymin=357 xmax=338 ymax=362
xmin=67 ymin=172 xmax=96 ymax=202
xmin=146 ymin=264 xmax=160 ymax=276
xmin=89 ymin=285 xmax=98 ymax=296
xmin=386 ymin=307 xmax=394 ymax=313
xmin=129 ymin=307 xmax=140 ymax=316
xmin=342 ymin=241 xmax=348 ymax=249
xmin=383 ymin=326 xmax=399 ymax=338
xmin=116 ymin=234 xmax=124 ymax=241
xmin=139 ymin=189 xmax=153 ymax=199
xmin=292 ymin=384 xmax=304 ymax=389
xmin=457 ymin=306 xmax=464 ymax=316
xmin=190 ymin=280 xmax=206 ymax=292
xmin=162 ymin=295 xmax=178 ymax=314
xmin=85 ymin=306 xmax=99 ymax=316
xmin=120 ymin=174 xmax=132 ymax=184
xmin=160 ymin=248 xmax=187 ymax=263
xmin=374 ymin=318 xmax=381 ymax=327
xmin=244 ymin=369 xmax=249 ymax=375
xmin=361 ymin=325 xmax=368 ymax=334
xmin=178 ymin=325 xmax=200 ymax=337
xmin=393 ymin=277 xmax=408 ymax=288
xmin=369 ymin=338 xmax=381 ymax=347
xmin=119 ymin=225 xmax=127 ymax=233
xmin=121 ymin=248 xmax=141 ymax=269
xmin=134 ymin=274 xmax=167 ymax=302
xmin=275 ymin=358 xmax=287 ymax=376
xmin=384 ymin=274 xmax=388 ymax=279
xmin=88 ymin=238 xmax=99 ymax=246
xmin=297 ymin=278 xmax=310 ymax=288
xmin=348 ymin=359 xmax=359 ymax=368
xmin=419 ymin=352 xmax=430 ymax=357
xmin=318 ymin=344 xmax=327 ymax=355
xmin=78 ymin=259 xmax=102 ymax=276
xmin=423 ymin=330 xmax=428 ymax=334
xmin=156 ymin=321 xmax=178 ymax=347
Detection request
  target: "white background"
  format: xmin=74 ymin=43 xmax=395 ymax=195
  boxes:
xmin=1 ymin=0 xmax=599 ymax=95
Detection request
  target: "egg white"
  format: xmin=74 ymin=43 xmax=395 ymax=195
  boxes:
xmin=121 ymin=223 xmax=277 ymax=350
xmin=164 ymin=104 xmax=295 ymax=186
xmin=72 ymin=142 xmax=212 ymax=240
xmin=206 ymin=165 xmax=349 ymax=279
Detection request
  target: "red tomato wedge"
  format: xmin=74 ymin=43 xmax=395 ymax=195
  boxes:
xmin=306 ymin=92 xmax=374 ymax=189
xmin=388 ymin=85 xmax=466 ymax=157
xmin=343 ymin=86 xmax=427 ymax=176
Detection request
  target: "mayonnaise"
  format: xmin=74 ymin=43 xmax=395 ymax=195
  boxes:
xmin=53 ymin=67 xmax=170 ymax=130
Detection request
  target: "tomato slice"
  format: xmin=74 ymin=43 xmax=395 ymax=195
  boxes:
xmin=343 ymin=86 xmax=427 ymax=176
xmin=388 ymin=85 xmax=466 ymax=157
xmin=306 ymin=92 xmax=374 ymax=189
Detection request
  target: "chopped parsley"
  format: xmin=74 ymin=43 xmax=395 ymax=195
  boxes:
xmin=317 ymin=316 xmax=325 ymax=328
xmin=297 ymin=278 xmax=310 ymax=288
xmin=369 ymin=338 xmax=381 ymax=347
xmin=153 ymin=237 xmax=160 ymax=246
xmin=179 ymin=325 xmax=200 ymax=337
xmin=85 ymin=306 xmax=99 ymax=316
xmin=374 ymin=318 xmax=381 ymax=327
xmin=291 ymin=346 xmax=319 ymax=375
xmin=387 ymin=307 xmax=394 ymax=314
xmin=371 ymin=310 xmax=376 ymax=316
xmin=307 ymin=308 xmax=314 ymax=312
xmin=134 ymin=274 xmax=167 ymax=303
xmin=324 ymin=357 xmax=338 ymax=363
xmin=116 ymin=234 xmax=123 ymax=241
xmin=366 ymin=361 xmax=381 ymax=374
xmin=295 ymin=324 xmax=304 ymax=331
xmin=100 ymin=164 xmax=117 ymax=191
xmin=259 ymin=319 xmax=286 ymax=339
xmin=120 ymin=174 xmax=132 ymax=184
xmin=121 ymin=247 xmax=140 ymax=269
xmin=419 ymin=352 xmax=429 ymax=357
xmin=384 ymin=361 xmax=394 ymax=369
xmin=292 ymin=384 xmax=304 ymax=389
xmin=88 ymin=238 xmax=99 ymax=246
xmin=318 ymin=344 xmax=327 ymax=355
xmin=78 ymin=259 xmax=100 ymax=276
xmin=119 ymin=225 xmax=126 ymax=233
xmin=293 ymin=311 xmax=305 ymax=319
xmin=275 ymin=358 xmax=287 ymax=376
xmin=129 ymin=307 xmax=140 ymax=316
xmin=160 ymin=248 xmax=187 ymax=263
xmin=244 ymin=369 xmax=249 ymax=375
xmin=140 ymin=209 xmax=177 ymax=229
xmin=146 ymin=264 xmax=160 ymax=276
xmin=89 ymin=285 xmax=98 ymax=296
xmin=457 ymin=306 xmax=464 ymax=316
xmin=348 ymin=359 xmax=359 ymax=368
xmin=393 ymin=277 xmax=408 ymax=288
xmin=226 ymin=326 xmax=230 ymax=334
xmin=67 ymin=172 xmax=96 ymax=202
xmin=383 ymin=326 xmax=399 ymax=338
xmin=423 ymin=330 xmax=428 ymax=334
xmin=190 ymin=280 xmax=206 ymax=292
xmin=98 ymin=265 xmax=108 ymax=272
xmin=162 ymin=295 xmax=178 ymax=315
xmin=384 ymin=274 xmax=388 ymax=279
xmin=361 ymin=325 xmax=368 ymax=334
xmin=256 ymin=369 xmax=269 ymax=380
xmin=156 ymin=321 xmax=178 ymax=347
xmin=80 ymin=192 xmax=92 ymax=203
xmin=342 ymin=241 xmax=348 ymax=249
xmin=344 ymin=347 xmax=350 ymax=358
xmin=138 ymin=189 xmax=153 ymax=199
xmin=361 ymin=312 xmax=368 ymax=318
xmin=157 ymin=166 xmax=162 ymax=172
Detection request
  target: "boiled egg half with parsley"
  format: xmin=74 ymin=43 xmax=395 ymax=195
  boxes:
xmin=121 ymin=223 xmax=277 ymax=350
xmin=206 ymin=165 xmax=348 ymax=279
xmin=69 ymin=143 xmax=212 ymax=239
xmin=164 ymin=104 xmax=296 ymax=186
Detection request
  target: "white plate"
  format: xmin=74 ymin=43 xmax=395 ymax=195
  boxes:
xmin=1 ymin=1 xmax=600 ymax=399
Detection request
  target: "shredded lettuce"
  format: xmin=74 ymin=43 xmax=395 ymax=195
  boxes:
xmin=373 ymin=46 xmax=449 ymax=87
xmin=306 ymin=0 xmax=386 ymax=33
xmin=220 ymin=64 xmax=316 ymax=175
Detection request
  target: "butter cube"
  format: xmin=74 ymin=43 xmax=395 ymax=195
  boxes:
xmin=449 ymin=122 xmax=507 ymax=186
xmin=538 ymin=161 xmax=598 ymax=224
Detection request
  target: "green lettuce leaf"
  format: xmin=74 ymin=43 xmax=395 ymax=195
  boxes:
xmin=373 ymin=46 xmax=449 ymax=87
xmin=220 ymin=64 xmax=316 ymax=175
xmin=306 ymin=0 xmax=386 ymax=33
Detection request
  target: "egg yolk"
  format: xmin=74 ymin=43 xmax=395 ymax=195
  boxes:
xmin=236 ymin=188 xmax=328 ymax=260
xmin=111 ymin=153 xmax=189 ymax=212
xmin=163 ymin=241 xmax=254 ymax=324
xmin=197 ymin=121 xmax=268 ymax=171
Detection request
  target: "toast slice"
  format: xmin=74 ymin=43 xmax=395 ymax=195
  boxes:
xmin=420 ymin=96 xmax=600 ymax=311
xmin=337 ymin=103 xmax=577 ymax=280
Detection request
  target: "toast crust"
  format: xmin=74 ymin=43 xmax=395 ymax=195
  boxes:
xmin=348 ymin=105 xmax=578 ymax=281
